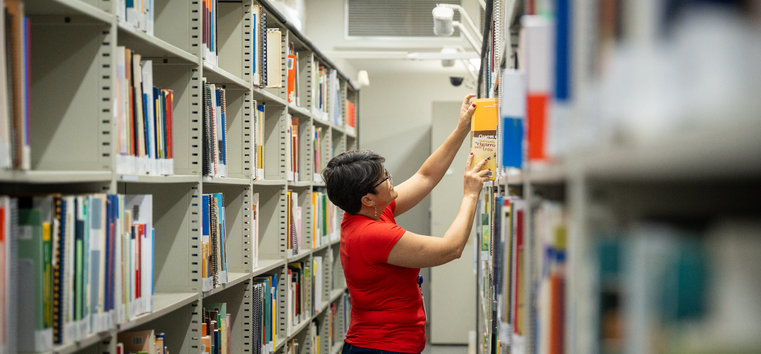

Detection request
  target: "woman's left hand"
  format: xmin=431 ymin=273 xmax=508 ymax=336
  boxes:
xmin=457 ymin=93 xmax=477 ymax=132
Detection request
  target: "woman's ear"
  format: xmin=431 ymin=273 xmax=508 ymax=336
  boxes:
xmin=361 ymin=195 xmax=375 ymax=207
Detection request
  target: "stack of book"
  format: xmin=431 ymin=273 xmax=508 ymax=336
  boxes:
xmin=10 ymin=193 xmax=154 ymax=351
xmin=311 ymin=191 xmax=337 ymax=249
xmin=253 ymin=103 xmax=265 ymax=180
xmin=202 ymin=302 xmax=231 ymax=354
xmin=287 ymin=116 xmax=300 ymax=182
xmin=0 ymin=0 xmax=31 ymax=170
xmin=286 ymin=190 xmax=302 ymax=257
xmin=118 ymin=0 xmax=154 ymax=35
xmin=252 ymin=273 xmax=278 ymax=354
xmin=115 ymin=47 xmax=175 ymax=176
xmin=202 ymin=0 xmax=218 ymax=66
xmin=202 ymin=80 xmax=228 ymax=179
xmin=312 ymin=127 xmax=323 ymax=182
xmin=287 ymin=261 xmax=310 ymax=328
xmin=251 ymin=5 xmax=267 ymax=87
xmin=201 ymin=193 xmax=229 ymax=292
xmin=311 ymin=64 xmax=328 ymax=121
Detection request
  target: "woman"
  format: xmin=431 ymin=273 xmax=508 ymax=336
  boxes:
xmin=321 ymin=94 xmax=490 ymax=354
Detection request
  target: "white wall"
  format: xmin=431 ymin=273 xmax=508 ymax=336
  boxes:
xmin=358 ymin=73 xmax=472 ymax=234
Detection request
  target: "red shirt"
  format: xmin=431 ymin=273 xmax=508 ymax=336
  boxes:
xmin=340 ymin=201 xmax=426 ymax=353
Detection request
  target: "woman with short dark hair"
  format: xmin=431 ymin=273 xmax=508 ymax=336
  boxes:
xmin=322 ymin=94 xmax=490 ymax=354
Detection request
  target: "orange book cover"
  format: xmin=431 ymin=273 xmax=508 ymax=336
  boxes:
xmin=287 ymin=54 xmax=297 ymax=102
xmin=470 ymin=98 xmax=498 ymax=180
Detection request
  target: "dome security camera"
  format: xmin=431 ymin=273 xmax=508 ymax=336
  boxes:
xmin=450 ymin=77 xmax=464 ymax=87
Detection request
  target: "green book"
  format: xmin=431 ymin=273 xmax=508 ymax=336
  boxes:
xmin=18 ymin=208 xmax=55 ymax=352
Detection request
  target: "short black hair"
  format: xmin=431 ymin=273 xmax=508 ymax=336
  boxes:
xmin=321 ymin=150 xmax=385 ymax=214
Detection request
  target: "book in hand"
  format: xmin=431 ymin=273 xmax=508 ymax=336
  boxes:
xmin=470 ymin=98 xmax=499 ymax=180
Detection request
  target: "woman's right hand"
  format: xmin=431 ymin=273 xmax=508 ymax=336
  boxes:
xmin=464 ymin=153 xmax=490 ymax=197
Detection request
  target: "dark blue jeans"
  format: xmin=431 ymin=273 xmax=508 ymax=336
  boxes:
xmin=341 ymin=342 xmax=420 ymax=354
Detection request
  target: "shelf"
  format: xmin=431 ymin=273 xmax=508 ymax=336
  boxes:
xmin=253 ymin=88 xmax=287 ymax=106
xmin=252 ymin=258 xmax=286 ymax=277
xmin=253 ymin=179 xmax=288 ymax=186
xmin=289 ymin=181 xmax=312 ymax=188
xmin=313 ymin=117 xmax=332 ymax=128
xmin=117 ymin=21 xmax=198 ymax=64
xmin=48 ymin=330 xmax=112 ymax=354
xmin=527 ymin=163 xmax=567 ymax=184
xmin=202 ymin=272 xmax=252 ymax=298
xmin=582 ymin=119 xmax=761 ymax=182
xmin=288 ymin=318 xmax=311 ymax=337
xmin=287 ymin=251 xmax=311 ymax=263
xmin=203 ymin=177 xmax=251 ymax=185
xmin=288 ymin=104 xmax=313 ymax=119
xmin=500 ymin=170 xmax=524 ymax=185
xmin=25 ymin=0 xmax=114 ymax=24
xmin=332 ymin=125 xmax=346 ymax=135
xmin=118 ymin=174 xmax=200 ymax=184
xmin=331 ymin=341 xmax=344 ymax=354
xmin=330 ymin=238 xmax=340 ymax=246
xmin=203 ymin=62 xmax=251 ymax=90
xmin=117 ymin=292 xmax=199 ymax=332
xmin=329 ymin=288 xmax=344 ymax=303
xmin=0 ymin=170 xmax=112 ymax=184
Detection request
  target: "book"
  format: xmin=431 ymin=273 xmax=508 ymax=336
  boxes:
xmin=470 ymin=98 xmax=499 ymax=180
xmin=266 ymin=28 xmax=282 ymax=88
xmin=521 ymin=16 xmax=552 ymax=162
xmin=118 ymin=329 xmax=156 ymax=354
xmin=17 ymin=208 xmax=54 ymax=352
xmin=5 ymin=0 xmax=30 ymax=170
xmin=500 ymin=71 xmax=525 ymax=169
xmin=287 ymin=45 xmax=297 ymax=103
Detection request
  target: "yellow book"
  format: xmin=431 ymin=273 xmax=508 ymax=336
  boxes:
xmin=470 ymin=98 xmax=499 ymax=180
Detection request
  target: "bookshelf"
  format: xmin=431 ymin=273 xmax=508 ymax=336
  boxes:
xmin=2 ymin=0 xmax=356 ymax=353
xmin=476 ymin=1 xmax=761 ymax=354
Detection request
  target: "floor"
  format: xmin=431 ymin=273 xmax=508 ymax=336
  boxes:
xmin=421 ymin=344 xmax=469 ymax=354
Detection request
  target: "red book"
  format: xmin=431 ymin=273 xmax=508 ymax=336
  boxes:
xmin=166 ymin=90 xmax=174 ymax=159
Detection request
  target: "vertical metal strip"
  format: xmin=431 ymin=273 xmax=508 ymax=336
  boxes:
xmin=243 ymin=186 xmax=252 ymax=269
xmin=99 ymin=25 xmax=114 ymax=171
xmin=243 ymin=91 xmax=253 ymax=178
xmin=190 ymin=67 xmax=202 ymax=174
xmin=190 ymin=184 xmax=202 ymax=291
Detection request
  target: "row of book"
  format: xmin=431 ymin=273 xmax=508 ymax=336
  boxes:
xmin=202 ymin=193 xmax=229 ymax=292
xmin=202 ymin=0 xmax=219 ymax=67
xmin=312 ymin=190 xmax=339 ymax=249
xmin=1 ymin=194 xmax=154 ymax=353
xmin=287 ymin=261 xmax=310 ymax=329
xmin=595 ymin=218 xmax=761 ymax=354
xmin=312 ymin=127 xmax=324 ymax=182
xmin=286 ymin=190 xmax=302 ymax=257
xmin=116 ymin=47 xmax=175 ymax=176
xmin=0 ymin=0 xmax=31 ymax=170
xmin=252 ymin=273 xmax=278 ymax=354
xmin=117 ymin=329 xmax=168 ymax=354
xmin=117 ymin=0 xmax=154 ymax=35
xmin=202 ymin=302 xmax=231 ymax=354
xmin=202 ymin=80 xmax=228 ymax=179
xmin=287 ymin=116 xmax=300 ymax=182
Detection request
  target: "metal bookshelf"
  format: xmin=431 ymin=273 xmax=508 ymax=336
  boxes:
xmin=9 ymin=0 xmax=357 ymax=353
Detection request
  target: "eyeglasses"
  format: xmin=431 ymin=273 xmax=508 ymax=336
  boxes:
xmin=371 ymin=169 xmax=392 ymax=190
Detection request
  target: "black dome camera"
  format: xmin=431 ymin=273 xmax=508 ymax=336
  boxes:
xmin=450 ymin=76 xmax=464 ymax=87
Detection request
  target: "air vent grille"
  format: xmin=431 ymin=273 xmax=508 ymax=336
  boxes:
xmin=347 ymin=0 xmax=461 ymax=37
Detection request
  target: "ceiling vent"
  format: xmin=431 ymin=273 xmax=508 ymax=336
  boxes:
xmin=347 ymin=0 xmax=461 ymax=38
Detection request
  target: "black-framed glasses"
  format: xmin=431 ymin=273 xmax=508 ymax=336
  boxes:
xmin=371 ymin=169 xmax=392 ymax=190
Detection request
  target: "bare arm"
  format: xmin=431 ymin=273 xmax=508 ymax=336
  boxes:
xmin=393 ymin=94 xmax=476 ymax=217
xmin=387 ymin=153 xmax=490 ymax=268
